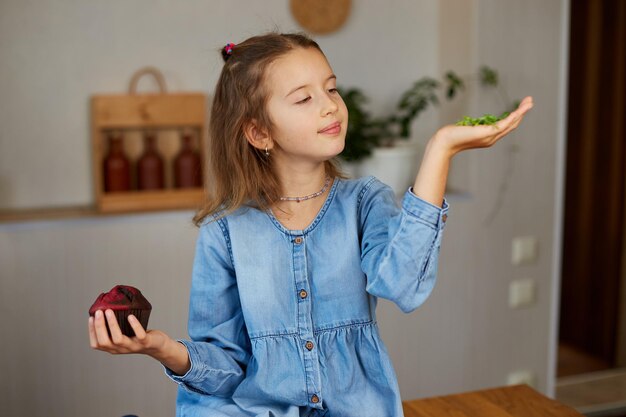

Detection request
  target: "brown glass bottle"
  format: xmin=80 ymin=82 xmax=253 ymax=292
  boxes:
xmin=137 ymin=132 xmax=164 ymax=190
xmin=174 ymin=132 xmax=202 ymax=188
xmin=103 ymin=132 xmax=131 ymax=192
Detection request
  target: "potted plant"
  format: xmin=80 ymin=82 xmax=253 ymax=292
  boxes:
xmin=337 ymin=88 xmax=378 ymax=176
xmin=339 ymin=66 xmax=518 ymax=194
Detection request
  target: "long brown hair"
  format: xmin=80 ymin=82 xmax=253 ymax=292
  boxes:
xmin=193 ymin=32 xmax=348 ymax=227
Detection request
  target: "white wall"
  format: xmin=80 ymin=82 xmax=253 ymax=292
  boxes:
xmin=0 ymin=1 xmax=568 ymax=416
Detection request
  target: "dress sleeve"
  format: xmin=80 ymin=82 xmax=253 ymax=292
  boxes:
xmin=162 ymin=215 xmax=252 ymax=398
xmin=359 ymin=177 xmax=450 ymax=314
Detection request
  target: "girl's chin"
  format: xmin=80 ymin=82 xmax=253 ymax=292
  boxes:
xmin=323 ymin=144 xmax=346 ymax=160
xmin=332 ymin=138 xmax=346 ymax=156
xmin=276 ymin=140 xmax=345 ymax=162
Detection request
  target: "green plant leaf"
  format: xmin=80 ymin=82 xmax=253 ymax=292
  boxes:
xmin=445 ymin=71 xmax=464 ymax=99
xmin=480 ymin=66 xmax=498 ymax=87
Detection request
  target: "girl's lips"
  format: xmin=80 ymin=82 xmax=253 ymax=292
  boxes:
xmin=319 ymin=122 xmax=341 ymax=135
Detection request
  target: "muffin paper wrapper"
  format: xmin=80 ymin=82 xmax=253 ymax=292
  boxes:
xmin=107 ymin=309 xmax=151 ymax=338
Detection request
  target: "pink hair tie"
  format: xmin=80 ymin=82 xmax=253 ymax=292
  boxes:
xmin=224 ymin=42 xmax=235 ymax=56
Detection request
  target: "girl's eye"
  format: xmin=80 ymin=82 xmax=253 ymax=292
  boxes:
xmin=295 ymin=88 xmax=338 ymax=104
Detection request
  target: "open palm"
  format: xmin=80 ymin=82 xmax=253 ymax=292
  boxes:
xmin=437 ymin=96 xmax=534 ymax=156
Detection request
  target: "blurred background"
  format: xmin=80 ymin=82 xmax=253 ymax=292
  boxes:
xmin=1 ymin=0 xmax=624 ymax=416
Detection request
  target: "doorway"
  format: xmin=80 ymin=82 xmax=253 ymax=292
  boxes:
xmin=556 ymin=0 xmax=626 ymax=415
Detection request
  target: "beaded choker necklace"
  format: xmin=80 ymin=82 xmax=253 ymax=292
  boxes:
xmin=279 ymin=176 xmax=332 ymax=203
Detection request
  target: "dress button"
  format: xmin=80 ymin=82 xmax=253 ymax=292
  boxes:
xmin=299 ymin=289 xmax=308 ymax=299
xmin=311 ymin=394 xmax=319 ymax=403
xmin=305 ymin=341 xmax=314 ymax=350
xmin=442 ymin=213 xmax=448 ymax=223
xmin=294 ymin=236 xmax=303 ymax=244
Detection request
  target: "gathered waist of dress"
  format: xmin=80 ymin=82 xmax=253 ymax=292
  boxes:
xmin=248 ymin=318 xmax=377 ymax=340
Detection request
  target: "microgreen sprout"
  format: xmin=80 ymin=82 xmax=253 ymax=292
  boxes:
xmin=455 ymin=111 xmax=510 ymax=127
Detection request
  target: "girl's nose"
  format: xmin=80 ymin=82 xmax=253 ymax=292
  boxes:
xmin=321 ymin=93 xmax=338 ymax=116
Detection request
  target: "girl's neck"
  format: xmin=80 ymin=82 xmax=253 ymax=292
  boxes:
xmin=274 ymin=163 xmax=329 ymax=199
xmin=271 ymin=176 xmax=335 ymax=221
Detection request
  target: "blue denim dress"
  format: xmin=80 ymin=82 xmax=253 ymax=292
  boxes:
xmin=163 ymin=176 xmax=450 ymax=417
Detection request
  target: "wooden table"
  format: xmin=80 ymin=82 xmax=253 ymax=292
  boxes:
xmin=402 ymin=384 xmax=584 ymax=417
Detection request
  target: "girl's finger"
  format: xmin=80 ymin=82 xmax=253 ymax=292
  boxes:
xmin=520 ymin=96 xmax=534 ymax=110
xmin=105 ymin=309 xmax=126 ymax=345
xmin=127 ymin=314 xmax=147 ymax=341
xmin=93 ymin=309 xmax=113 ymax=348
xmin=496 ymin=97 xmax=533 ymax=129
xmin=495 ymin=111 xmax=519 ymax=131
xmin=88 ymin=316 xmax=98 ymax=348
xmin=513 ymin=96 xmax=533 ymax=117
xmin=494 ymin=113 xmax=526 ymax=142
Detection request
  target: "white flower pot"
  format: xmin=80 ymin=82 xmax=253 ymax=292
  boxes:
xmin=358 ymin=141 xmax=423 ymax=196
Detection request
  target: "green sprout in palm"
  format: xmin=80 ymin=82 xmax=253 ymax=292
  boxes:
xmin=454 ymin=66 xmax=519 ymax=127
xmin=455 ymin=111 xmax=510 ymax=127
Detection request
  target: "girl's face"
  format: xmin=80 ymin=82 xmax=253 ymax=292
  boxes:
xmin=264 ymin=47 xmax=348 ymax=167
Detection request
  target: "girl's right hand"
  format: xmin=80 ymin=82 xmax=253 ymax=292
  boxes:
xmin=88 ymin=309 xmax=170 ymax=358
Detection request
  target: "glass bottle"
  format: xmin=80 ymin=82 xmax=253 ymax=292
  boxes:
xmin=173 ymin=130 xmax=202 ymax=188
xmin=137 ymin=131 xmax=164 ymax=190
xmin=103 ymin=131 xmax=131 ymax=192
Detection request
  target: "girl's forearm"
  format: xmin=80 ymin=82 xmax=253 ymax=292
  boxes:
xmin=150 ymin=338 xmax=191 ymax=376
xmin=412 ymin=135 xmax=454 ymax=209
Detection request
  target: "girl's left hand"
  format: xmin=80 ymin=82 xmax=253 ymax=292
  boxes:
xmin=435 ymin=96 xmax=534 ymax=157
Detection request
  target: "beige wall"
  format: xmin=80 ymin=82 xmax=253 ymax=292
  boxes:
xmin=0 ymin=0 xmax=568 ymax=416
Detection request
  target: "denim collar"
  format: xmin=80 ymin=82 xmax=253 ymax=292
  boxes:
xmin=265 ymin=176 xmax=340 ymax=236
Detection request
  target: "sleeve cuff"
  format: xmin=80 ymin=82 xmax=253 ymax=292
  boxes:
xmin=403 ymin=187 xmax=450 ymax=230
xmin=162 ymin=339 xmax=199 ymax=384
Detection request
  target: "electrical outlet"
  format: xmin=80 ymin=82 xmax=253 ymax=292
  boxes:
xmin=511 ymin=236 xmax=538 ymax=265
xmin=509 ymin=278 xmax=536 ymax=309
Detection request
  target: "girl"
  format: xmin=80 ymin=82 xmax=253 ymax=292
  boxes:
xmin=88 ymin=32 xmax=533 ymax=417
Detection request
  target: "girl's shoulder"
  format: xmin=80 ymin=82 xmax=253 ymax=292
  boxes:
xmin=338 ymin=175 xmax=385 ymax=193
xmin=197 ymin=205 xmax=251 ymax=228
xmin=338 ymin=175 xmax=393 ymax=203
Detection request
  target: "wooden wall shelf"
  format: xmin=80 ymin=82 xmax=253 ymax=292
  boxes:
xmin=0 ymin=203 xmax=199 ymax=224
xmin=91 ymin=67 xmax=208 ymax=214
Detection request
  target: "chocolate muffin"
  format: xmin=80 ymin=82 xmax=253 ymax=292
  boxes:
xmin=89 ymin=285 xmax=152 ymax=337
